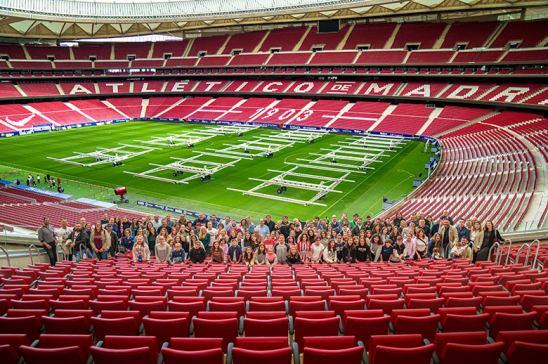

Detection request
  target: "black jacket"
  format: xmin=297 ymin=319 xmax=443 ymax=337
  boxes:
xmin=355 ymin=244 xmax=372 ymax=262
xmin=342 ymin=245 xmax=356 ymax=263
xmin=68 ymin=229 xmax=89 ymax=250
xmin=189 ymin=247 xmax=206 ymax=263
xmin=477 ymin=229 xmax=504 ymax=261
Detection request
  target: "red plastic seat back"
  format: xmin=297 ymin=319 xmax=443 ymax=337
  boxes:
xmin=232 ymin=347 xmax=292 ymax=364
xmin=373 ymin=344 xmax=434 ymax=364
xmin=90 ymin=346 xmax=152 ymax=364
xmin=303 ymin=347 xmax=364 ymax=364
xmin=161 ymin=347 xmax=223 ymax=364
xmin=506 ymin=341 xmax=548 ymax=364
xmin=440 ymin=342 xmax=504 ymax=364
xmin=20 ymin=345 xmax=86 ymax=364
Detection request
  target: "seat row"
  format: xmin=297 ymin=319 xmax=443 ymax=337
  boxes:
xmin=2 ymin=331 xmax=547 ymax=364
xmin=1 ymin=305 xmax=547 ymax=345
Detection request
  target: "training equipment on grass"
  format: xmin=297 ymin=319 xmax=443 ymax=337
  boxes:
xmin=210 ymin=129 xmax=328 ymax=159
xmin=143 ymin=124 xmax=259 ymax=147
xmin=229 ymin=134 xmax=407 ymax=206
xmin=47 ymin=144 xmax=158 ymax=167
xmin=124 ymin=152 xmax=243 ymax=184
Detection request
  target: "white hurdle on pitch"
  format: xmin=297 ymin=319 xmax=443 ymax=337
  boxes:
xmin=47 ymin=144 xmax=158 ymax=167
xmin=124 ymin=152 xmax=243 ymax=184
xmin=211 ymin=129 xmax=328 ymax=159
xmin=227 ymin=165 xmax=353 ymax=207
xmin=143 ymin=124 xmax=260 ymax=147
xmin=228 ymin=133 xmax=406 ymax=206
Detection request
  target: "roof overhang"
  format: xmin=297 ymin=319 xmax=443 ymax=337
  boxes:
xmin=0 ymin=0 xmax=546 ymax=39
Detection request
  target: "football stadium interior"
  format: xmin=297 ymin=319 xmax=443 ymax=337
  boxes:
xmin=0 ymin=0 xmax=547 ymax=363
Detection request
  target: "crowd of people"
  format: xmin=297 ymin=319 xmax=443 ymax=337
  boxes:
xmin=37 ymin=209 xmax=505 ymax=266
xmin=18 ymin=173 xmax=64 ymax=192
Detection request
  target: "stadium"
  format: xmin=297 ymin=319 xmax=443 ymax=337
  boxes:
xmin=0 ymin=0 xmax=547 ymax=363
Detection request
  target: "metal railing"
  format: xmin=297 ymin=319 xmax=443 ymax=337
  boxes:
xmin=504 ymin=239 xmax=513 ymax=265
xmin=27 ymin=244 xmax=40 ymax=265
xmin=513 ymin=242 xmax=529 ymax=266
xmin=524 ymin=239 xmax=541 ymax=270
xmin=488 ymin=242 xmax=502 ymax=264
xmin=0 ymin=246 xmax=11 ymax=267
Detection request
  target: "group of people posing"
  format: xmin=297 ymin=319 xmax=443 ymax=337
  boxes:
xmin=39 ymin=209 xmax=504 ymax=266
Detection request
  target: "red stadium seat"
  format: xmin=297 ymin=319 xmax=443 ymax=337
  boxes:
xmin=407 ymin=298 xmax=445 ymax=312
xmin=102 ymin=336 xmax=159 ymax=364
xmin=373 ymin=344 xmax=435 ymax=364
xmin=193 ymin=317 xmax=238 ymax=348
xmin=495 ymin=330 xmax=548 ymax=353
xmin=168 ymin=301 xmax=205 ymax=317
xmin=520 ymin=295 xmax=548 ymax=311
xmin=90 ymin=300 xmax=127 ymax=314
xmin=232 ymin=347 xmax=292 ymax=364
xmin=41 ymin=316 xmax=90 ymax=334
xmin=143 ymin=317 xmax=189 ymax=345
xmin=90 ymin=346 xmax=152 ymax=364
xmin=245 ymin=311 xmax=287 ymax=319
xmin=6 ymin=308 xmax=47 ymax=318
xmin=36 ymin=334 xmax=93 ymax=358
xmin=247 ymin=300 xmax=286 ymax=312
xmin=128 ymin=300 xmax=166 ymax=316
xmin=368 ymin=334 xmax=423 ymax=363
xmin=293 ymin=317 xmax=340 ymax=348
xmin=0 ymin=344 xmax=20 ymax=364
xmin=390 ymin=308 xmax=431 ymax=321
xmin=20 ymin=345 xmax=86 ymax=364
xmin=0 ymin=316 xmax=41 ymax=340
xmin=90 ymin=317 xmax=140 ymax=341
xmin=441 ymin=313 xmax=489 ymax=332
xmin=302 ymin=336 xmax=358 ymax=350
xmin=393 ymin=314 xmax=440 ymax=341
xmin=433 ymin=331 xmax=487 ymax=356
xmin=233 ymin=336 xmax=288 ymax=350
xmin=303 ymin=346 xmax=364 ymax=364
xmin=367 ymin=299 xmax=405 ymax=314
xmin=161 ymin=347 xmax=223 ymax=364
xmin=445 ymin=297 xmax=482 ymax=308
xmin=244 ymin=317 xmax=288 ymax=337
xmin=439 ymin=342 xmax=504 ymax=364
xmin=294 ymin=310 xmax=335 ymax=319
xmin=344 ymin=316 xmax=391 ymax=345
xmin=169 ymin=337 xmax=223 ymax=350
xmin=506 ymin=341 xmax=548 ymax=364
xmin=100 ymin=310 xmax=142 ymax=325
xmin=328 ymin=300 xmax=365 ymax=317
xmin=0 ymin=334 xmax=31 ymax=364
xmin=289 ymin=300 xmax=326 ymax=316
xmin=208 ymin=301 xmax=245 ymax=317
xmin=489 ymin=312 xmax=537 ymax=337
xmin=482 ymin=295 xmax=521 ymax=306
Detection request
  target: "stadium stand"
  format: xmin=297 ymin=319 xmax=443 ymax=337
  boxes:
xmin=0 ymin=1 xmax=547 ymax=361
xmin=0 ymin=256 xmax=547 ymax=364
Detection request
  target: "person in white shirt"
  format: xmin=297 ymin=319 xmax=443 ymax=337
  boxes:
xmin=206 ymin=221 xmax=218 ymax=240
xmin=309 ymin=237 xmax=324 ymax=263
xmin=323 ymin=240 xmax=338 ymax=263
xmin=55 ymin=219 xmax=73 ymax=260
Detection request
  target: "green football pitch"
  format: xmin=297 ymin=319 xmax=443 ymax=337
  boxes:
xmin=0 ymin=122 xmax=433 ymax=220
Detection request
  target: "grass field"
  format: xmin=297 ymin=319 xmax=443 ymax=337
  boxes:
xmin=0 ymin=122 xmax=433 ymax=220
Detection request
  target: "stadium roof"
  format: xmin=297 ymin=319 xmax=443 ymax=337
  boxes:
xmin=0 ymin=0 xmax=546 ymax=39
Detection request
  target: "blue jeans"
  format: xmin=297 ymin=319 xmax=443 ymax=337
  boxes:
xmin=44 ymin=245 xmax=57 ymax=266
xmin=96 ymin=251 xmax=109 ymax=260
xmin=73 ymin=248 xmax=92 ymax=262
